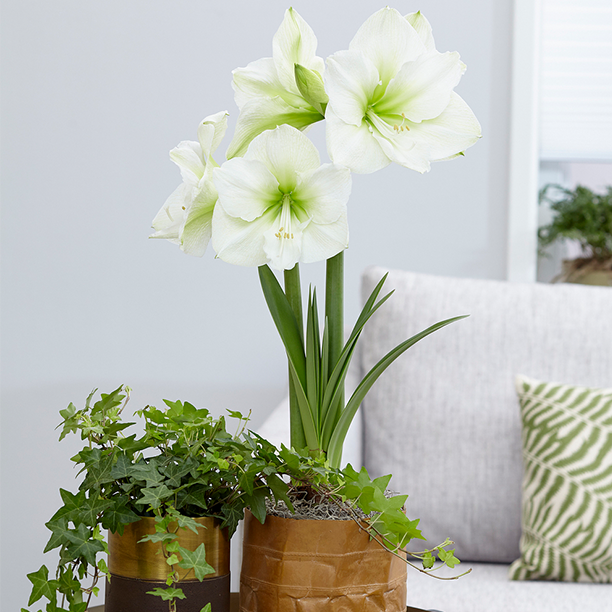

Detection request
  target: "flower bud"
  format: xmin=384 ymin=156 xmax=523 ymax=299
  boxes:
xmin=294 ymin=64 xmax=328 ymax=116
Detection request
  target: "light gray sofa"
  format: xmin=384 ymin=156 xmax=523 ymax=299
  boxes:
xmin=254 ymin=267 xmax=612 ymax=611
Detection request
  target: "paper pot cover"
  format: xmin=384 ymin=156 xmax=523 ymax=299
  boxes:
xmin=240 ymin=510 xmax=407 ymax=612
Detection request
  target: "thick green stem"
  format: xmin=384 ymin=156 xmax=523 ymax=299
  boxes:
xmin=284 ymin=265 xmax=306 ymax=450
xmin=325 ymin=252 xmax=344 ymax=375
xmin=325 ymin=251 xmax=344 ymax=455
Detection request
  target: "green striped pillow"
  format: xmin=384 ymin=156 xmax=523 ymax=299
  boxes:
xmin=509 ymin=375 xmax=612 ymax=582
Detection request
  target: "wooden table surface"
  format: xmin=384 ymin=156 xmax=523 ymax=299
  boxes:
xmin=89 ymin=595 xmax=434 ymax=612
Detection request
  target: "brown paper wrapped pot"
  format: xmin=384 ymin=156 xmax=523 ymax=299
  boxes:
xmin=240 ymin=510 xmax=407 ymax=612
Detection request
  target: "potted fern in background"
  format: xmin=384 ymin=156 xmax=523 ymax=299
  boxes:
xmin=539 ymin=183 xmax=612 ymax=286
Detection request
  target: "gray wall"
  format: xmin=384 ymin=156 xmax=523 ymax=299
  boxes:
xmin=0 ymin=0 xmax=513 ymax=608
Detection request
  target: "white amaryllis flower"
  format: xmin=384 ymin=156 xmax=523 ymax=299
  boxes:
xmin=325 ymin=8 xmax=481 ymax=174
xmin=213 ymin=125 xmax=351 ymax=270
xmin=150 ymin=111 xmax=228 ymax=256
xmin=226 ymin=8 xmax=326 ymax=159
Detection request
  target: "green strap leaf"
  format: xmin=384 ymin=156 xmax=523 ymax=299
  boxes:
xmin=305 ymin=288 xmax=321 ymax=431
xmin=258 ymin=265 xmax=306 ymax=388
xmin=327 ymin=315 xmax=468 ymax=467
xmin=288 ymin=362 xmax=319 ymax=450
xmin=319 ymin=277 xmax=394 ymax=449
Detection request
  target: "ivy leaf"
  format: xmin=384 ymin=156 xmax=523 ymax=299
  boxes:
xmin=80 ymin=453 xmax=114 ymax=490
xmin=177 ymin=486 xmax=209 ymax=512
xmin=92 ymin=386 xmax=125 ymax=415
xmin=160 ymin=461 xmax=193 ymax=488
xmin=79 ymin=496 xmax=113 ymax=527
xmin=439 ymin=547 xmax=460 ymax=568
xmin=138 ymin=531 xmax=177 ymax=544
xmin=129 ymin=461 xmax=165 ymax=487
xmin=117 ymin=434 xmax=149 ymax=454
xmin=279 ymin=445 xmax=300 ymax=471
xmin=58 ymin=403 xmax=79 ymax=441
xmin=146 ymin=587 xmax=186 ymax=601
xmin=64 ymin=523 xmax=105 ymax=566
xmin=384 ymin=494 xmax=408 ymax=511
xmin=135 ymin=485 xmax=173 ymax=509
xmin=174 ymin=513 xmax=202 ymax=535
xmin=200 ymin=605 xmax=212 ymax=612
xmin=27 ymin=566 xmax=59 ymax=606
xmin=245 ymin=488 xmax=267 ymax=524
xmin=422 ymin=551 xmax=435 ymax=569
xmin=68 ymin=603 xmax=87 ymax=612
xmin=44 ymin=518 xmax=72 ymax=553
xmin=220 ymin=504 xmax=244 ymax=537
xmin=97 ymin=558 xmax=109 ymax=578
xmin=372 ymin=474 xmax=392 ymax=492
xmin=48 ymin=489 xmax=86 ymax=524
xmin=101 ymin=501 xmax=141 ymax=535
xmin=178 ymin=543 xmax=216 ymax=581
xmin=110 ymin=453 xmax=133 ymax=479
xmin=57 ymin=567 xmax=80 ymax=598
xmin=166 ymin=553 xmax=180 ymax=566
xmin=266 ymin=474 xmax=292 ymax=510
xmin=166 ymin=540 xmax=180 ymax=553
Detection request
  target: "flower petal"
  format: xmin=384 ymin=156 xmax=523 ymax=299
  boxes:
xmin=226 ymin=96 xmax=323 ymax=159
xmin=300 ymin=208 xmax=349 ymax=264
xmin=181 ymin=180 xmax=218 ymax=257
xmin=246 ymin=125 xmax=320 ymax=193
xmin=272 ymin=8 xmax=325 ymax=94
xmin=407 ymin=92 xmax=482 ymax=161
xmin=375 ymin=51 xmax=463 ymax=123
xmin=370 ymin=123 xmax=431 ymax=174
xmin=325 ymin=50 xmax=379 ymax=127
xmin=232 ymin=58 xmax=304 ymax=110
xmin=197 ymin=110 xmax=229 ymax=159
xmin=325 ymin=106 xmax=390 ymax=175
xmin=349 ymin=7 xmax=425 ymax=89
xmin=170 ymin=141 xmax=204 ymax=185
xmin=262 ymin=212 xmax=307 ymax=271
xmin=150 ymin=183 xmax=189 ymax=242
xmin=213 ymin=158 xmax=280 ymax=222
xmin=211 ymin=203 xmax=274 ymax=267
xmin=405 ymin=12 xmax=436 ymax=52
xmin=293 ymin=163 xmax=351 ymax=224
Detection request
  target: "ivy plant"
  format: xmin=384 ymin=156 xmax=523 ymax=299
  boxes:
xmin=23 ymin=387 xmax=289 ymax=612
xmin=242 ymin=432 xmax=469 ymax=579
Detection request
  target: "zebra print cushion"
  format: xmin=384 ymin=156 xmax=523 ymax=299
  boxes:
xmin=509 ymin=374 xmax=612 ymax=582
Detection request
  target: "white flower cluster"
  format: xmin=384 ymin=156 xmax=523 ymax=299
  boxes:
xmin=151 ymin=7 xmax=481 ymax=271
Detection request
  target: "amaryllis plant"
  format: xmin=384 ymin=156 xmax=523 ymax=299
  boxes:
xmin=151 ymin=7 xmax=480 ymax=468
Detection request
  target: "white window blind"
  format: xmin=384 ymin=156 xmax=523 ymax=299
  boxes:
xmin=540 ymin=0 xmax=612 ymax=160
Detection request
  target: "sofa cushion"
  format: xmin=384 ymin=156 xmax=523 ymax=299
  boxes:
xmin=406 ymin=561 xmax=610 ymax=612
xmin=359 ymin=267 xmax=612 ymax=563
xmin=509 ymin=375 xmax=612 ymax=582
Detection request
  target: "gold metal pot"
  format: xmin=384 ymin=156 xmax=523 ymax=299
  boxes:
xmin=105 ymin=516 xmax=231 ymax=612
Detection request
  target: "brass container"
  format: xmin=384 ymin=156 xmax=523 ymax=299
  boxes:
xmin=105 ymin=517 xmax=231 ymax=612
xmin=108 ymin=516 xmax=230 ymax=581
